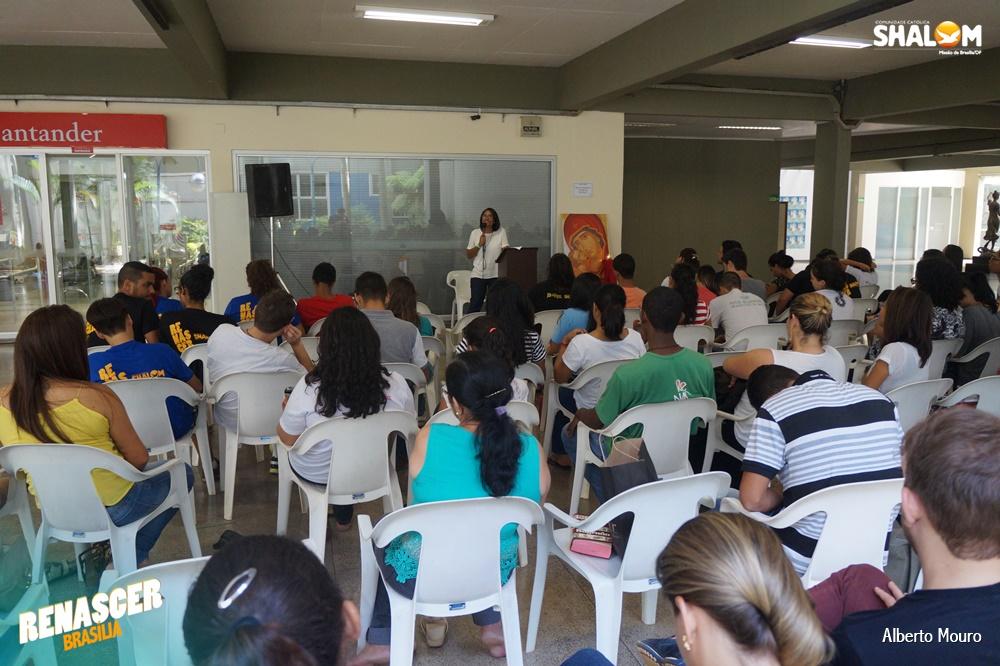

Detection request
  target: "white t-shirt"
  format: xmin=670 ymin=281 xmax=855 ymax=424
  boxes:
xmin=279 ymin=370 xmax=415 ymax=483
xmin=561 ymin=329 xmax=646 ymax=408
xmin=733 ymin=345 xmax=847 ymax=445
xmin=815 ymin=289 xmax=855 ymax=321
xmin=846 ymin=265 xmax=878 ymax=287
xmin=207 ymin=324 xmax=305 ymax=430
xmin=441 ymin=377 xmax=530 ymax=406
xmin=873 ymin=342 xmax=929 ymax=394
xmin=709 ymin=289 xmax=768 ymax=341
xmin=467 ymin=227 xmax=510 ymax=279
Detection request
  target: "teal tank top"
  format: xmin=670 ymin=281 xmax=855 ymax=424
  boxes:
xmin=384 ymin=423 xmax=541 ymax=583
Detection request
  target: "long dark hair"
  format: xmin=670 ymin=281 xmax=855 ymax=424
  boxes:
xmin=387 ymin=276 xmax=420 ymax=327
xmin=445 ymin=351 xmax=522 ymax=497
xmin=882 ymin=287 xmax=932 ymax=367
xmin=811 ymin=258 xmax=847 ymax=306
xmin=589 ymin=284 xmax=626 ymax=339
xmin=479 ymin=207 xmax=501 ymax=231
xmin=309 ymin=308 xmax=388 ymax=418
xmin=669 ymin=263 xmax=699 ymax=325
xmin=915 ymin=256 xmax=962 ymax=310
xmin=10 ymin=305 xmax=89 ymax=443
xmin=697 ymin=265 xmax=718 ymax=294
xmin=463 ymin=316 xmax=515 ymax=371
xmin=484 ymin=278 xmax=534 ymax=366
xmin=184 ymin=535 xmax=347 ymax=666
xmin=246 ymin=259 xmax=282 ymax=298
xmin=569 ymin=272 xmax=602 ymax=311
xmin=546 ymin=253 xmax=574 ymax=289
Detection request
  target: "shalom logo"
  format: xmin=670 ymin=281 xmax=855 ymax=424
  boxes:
xmin=873 ymin=19 xmax=982 ymax=54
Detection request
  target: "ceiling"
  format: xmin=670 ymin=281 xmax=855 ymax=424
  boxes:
xmin=623 ymin=115 xmax=941 ymax=140
xmin=0 ymin=0 xmax=160 ymax=48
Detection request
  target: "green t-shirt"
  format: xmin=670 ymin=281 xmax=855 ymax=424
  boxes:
xmin=595 ymin=349 xmax=715 ymax=438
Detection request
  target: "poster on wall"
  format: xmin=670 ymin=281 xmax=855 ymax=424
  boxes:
xmin=562 ymin=213 xmax=609 ymax=277
xmin=780 ymin=195 xmax=809 ymax=250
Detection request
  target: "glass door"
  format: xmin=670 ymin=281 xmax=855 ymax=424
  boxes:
xmin=0 ymin=154 xmax=47 ymax=335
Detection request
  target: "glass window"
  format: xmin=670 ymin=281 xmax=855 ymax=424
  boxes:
xmin=237 ymin=154 xmax=553 ymax=313
xmin=926 ymin=187 xmax=953 ymax=251
xmin=875 ymin=186 xmax=898 ymax=260
xmin=0 ymin=154 xmax=47 ymax=334
xmin=895 ymin=187 xmax=918 ymax=261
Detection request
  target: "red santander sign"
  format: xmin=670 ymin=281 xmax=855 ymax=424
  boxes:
xmin=0 ymin=112 xmax=166 ymax=150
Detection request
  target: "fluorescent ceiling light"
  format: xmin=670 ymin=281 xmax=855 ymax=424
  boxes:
xmin=625 ymin=122 xmax=677 ymax=128
xmin=791 ymin=35 xmax=871 ymax=49
xmin=718 ymin=125 xmax=782 ymax=131
xmin=357 ymin=5 xmax=494 ymax=26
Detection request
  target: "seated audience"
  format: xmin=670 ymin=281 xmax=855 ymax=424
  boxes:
xmin=87 ymin=298 xmax=202 ymax=439
xmin=773 ymin=249 xmax=860 ymax=316
xmin=208 ymin=290 xmax=314 ymax=435
xmin=529 ymin=253 xmax=574 ymax=312
xmin=666 ymin=263 xmax=709 ymax=325
xmin=810 ymin=257 xmax=854 ymax=320
xmin=723 ymin=293 xmax=846 ymax=451
xmin=354 ymin=272 xmax=429 ymax=374
xmin=573 ymin=287 xmax=714 ymax=502
xmin=716 ymin=239 xmax=742 ymax=266
xmin=943 ymin=243 xmax=964 ymax=274
xmin=695 ymin=265 xmax=718 ymax=305
xmin=150 ymin=266 xmax=183 ymax=315
xmin=708 ymin=272 xmax=768 ymax=343
xmin=0 ymin=305 xmax=191 ymax=565
xmin=844 ymin=247 xmax=878 ymax=287
xmin=640 ymin=512 xmax=832 ymax=666
xmin=387 ymin=275 xmax=434 ymax=336
xmin=830 ymin=409 xmax=1000 ymax=664
xmin=457 ymin=278 xmax=545 ymax=367
xmin=440 ymin=316 xmax=531 ymax=409
xmin=741 ymin=366 xmax=903 ymax=575
xmin=948 ymin=272 xmax=1000 ymax=386
xmin=722 ymin=248 xmax=767 ymax=300
xmin=87 ymin=261 xmax=159 ymax=346
xmin=224 ymin=259 xmax=301 ymax=328
xmin=295 ymin=261 xmax=353 ymax=330
xmin=184 ymin=535 xmax=360 ymax=666
xmin=766 ymin=249 xmax=797 ymax=296
xmin=548 ymin=272 xmax=601 ymax=355
xmin=864 ymin=287 xmax=931 ymax=393
xmin=675 ymin=247 xmax=700 ymax=269
xmin=745 ymin=363 xmax=799 ymax=411
xmin=352 ymin=351 xmax=549 ymax=663
xmin=612 ymin=253 xmax=646 ymax=308
xmin=278 ymin=308 xmax=413 ymax=531
xmin=159 ymin=264 xmax=231 ymax=355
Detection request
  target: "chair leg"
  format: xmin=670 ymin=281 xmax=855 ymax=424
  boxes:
xmin=109 ymin=529 xmax=139 ymax=581
xmin=388 ymin=594 xmax=417 ymax=666
xmin=526 ymin=529 xmax=550 ymax=653
xmin=223 ymin=430 xmax=238 ymax=521
xmin=30 ymin=523 xmax=49 ymax=585
xmin=305 ymin=490 xmax=330 ymax=563
xmin=641 ymin=589 xmax=658 ymax=625
xmin=357 ymin=516 xmax=377 ymax=653
xmin=593 ymin=579 xmax=624 ymax=664
xmin=254 ymin=445 xmax=266 ymax=463
xmin=542 ymin=383 xmax=557 ymax=457
xmin=499 ymin=573 xmax=525 ymax=666
xmin=276 ymin=450 xmax=293 ymax=535
xmin=298 ymin=486 xmax=308 ymax=514
xmin=569 ymin=452 xmax=586 ymax=517
xmin=517 ymin=526 xmax=528 ymax=568
xmin=178 ymin=488 xmax=202 ymax=559
xmin=74 ymin=543 xmax=85 ymax=582
xmin=195 ymin=410 xmax=215 ymax=495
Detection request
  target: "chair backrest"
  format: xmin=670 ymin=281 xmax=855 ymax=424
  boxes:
xmin=383 ymin=362 xmax=427 ymax=389
xmin=585 ymin=473 xmax=731 ymax=583
xmin=0 ymin=444 xmax=132 ymax=534
xmin=885 ymin=378 xmax=953 ymax=432
xmin=704 ymin=350 xmax=743 ymax=369
xmin=180 ymin=343 xmax=210 ymax=390
xmin=307 ymin=319 xmax=324 ymax=336
xmin=926 ymin=338 xmax=963 ymax=380
xmin=446 ymin=270 xmax=472 ymax=301
xmin=624 ymin=308 xmax=641 ymax=327
xmin=858 ymin=284 xmax=880 ymax=299
xmin=416 ymin=301 xmax=431 ymax=315
xmin=422 ymin=335 xmax=445 ymax=359
xmin=370 ymin=497 xmax=542 ymax=605
xmin=450 ymin=311 xmax=484 ymax=335
xmin=953 ymin=336 xmax=1000 ymax=380
xmin=534 ymin=309 xmax=564 ymax=345
xmin=114 ymin=556 xmax=209 ymax=666
xmin=428 ymin=401 xmax=538 ymax=433
xmin=835 ymin=344 xmax=869 ymax=383
xmin=294 ymin=410 xmax=417 ymax=502
xmin=210 ymin=370 xmax=305 ymax=438
xmin=106 ymin=378 xmax=200 ymax=451
xmin=726 ymin=323 xmax=787 ymax=351
xmin=602 ymin=399 xmax=716 ymax=478
xmin=279 ymin=336 xmax=320 ymax=362
xmin=238 ymin=319 xmax=255 ymax=332
xmin=565 ymin=359 xmax=630 ymax=403
xmin=423 ymin=313 xmax=446 ymax=336
xmin=87 ymin=345 xmax=111 ymax=355
xmin=674 ymin=325 xmax=714 ymax=352
xmin=938 ymin=375 xmax=1000 ymax=417
xmin=514 ymin=363 xmax=545 ymax=399
xmin=826 ymin=319 xmax=864 ymax=347
xmin=853 ymin=298 xmax=878 ymax=320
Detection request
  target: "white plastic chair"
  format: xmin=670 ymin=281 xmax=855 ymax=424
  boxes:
xmin=571 ymin=398 xmax=716 ymax=516
xmin=279 ymin=336 xmax=320 ymax=363
xmin=446 ymin=269 xmax=472 ymax=324
xmin=542 ymin=359 xmax=629 ymax=457
xmin=722 ymin=478 xmax=903 ymax=589
xmin=885 ymin=378 xmax=953 ymax=433
xmin=384 ymin=362 xmax=429 ymax=422
xmin=514 ymin=362 xmax=545 ymax=403
xmin=674 ymin=325 xmax=714 ymax=352
xmin=0 ymin=472 xmax=35 ymax=556
xmin=422 ymin=335 xmax=446 ymax=408
xmin=416 ymin=301 xmax=431 ymax=315
xmin=181 ymin=343 xmax=210 ymax=393
xmin=704 ymin=350 xmax=743 ymax=368
xmin=936 ymin=375 xmax=1000 ymax=417
xmin=859 ymin=284 xmax=880 ymax=299
xmin=527 ymin=473 xmax=731 ymax=663
xmin=853 ymin=297 xmax=879 ymax=320
xmin=423 ymin=313 xmax=446 ymax=337
xmin=447 ymin=311 xmax=485 ymax=357
xmin=926 ymin=338 xmax=963 ymax=380
xmin=723 ymin=323 xmax=787 ymax=351
xmin=87 ymin=345 xmax=111 ymax=355
xmin=112 ymin=556 xmax=209 ymax=666
xmin=827 ymin=319 xmax=864 ymax=347
xmin=534 ymin=309 xmax=564 ymax=347
xmin=210 ymin=370 xmax=305 ymax=520
xmin=276 ymin=410 xmax=418 ymax=562
xmin=702 ymin=409 xmax=749 ymax=473
xmin=948 ymin=336 xmax=1000 ymax=382
xmin=0 ymin=580 xmax=56 ymax=666
xmin=107 ymin=377 xmax=215 ymax=496
xmin=357 ymin=497 xmax=544 ymax=666
xmin=428 ymin=400 xmax=539 ymax=433
xmin=836 ymin=344 xmax=869 ymax=384
xmin=0 ymin=445 xmax=201 ymax=591
xmin=307 ymin=319 xmax=324 ymax=337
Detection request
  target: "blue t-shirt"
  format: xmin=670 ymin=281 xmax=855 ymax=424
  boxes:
xmin=155 ymin=297 xmax=183 ymax=315
xmin=88 ymin=341 xmax=195 ymax=439
xmin=224 ymin=293 xmax=301 ymax=326
xmin=550 ymin=308 xmax=589 ymax=345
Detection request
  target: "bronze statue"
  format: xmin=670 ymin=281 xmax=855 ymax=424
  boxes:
xmin=981 ymin=190 xmax=999 ymax=254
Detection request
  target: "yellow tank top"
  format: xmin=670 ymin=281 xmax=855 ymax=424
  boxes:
xmin=0 ymin=400 xmax=134 ymax=506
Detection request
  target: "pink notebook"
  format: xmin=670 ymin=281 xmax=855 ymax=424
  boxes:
xmin=570 ymin=515 xmax=614 ymax=559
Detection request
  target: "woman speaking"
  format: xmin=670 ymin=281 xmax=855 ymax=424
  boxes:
xmin=465 ymin=207 xmax=509 ymax=312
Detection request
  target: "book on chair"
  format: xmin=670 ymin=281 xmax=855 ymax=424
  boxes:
xmin=569 ymin=515 xmax=614 ymax=559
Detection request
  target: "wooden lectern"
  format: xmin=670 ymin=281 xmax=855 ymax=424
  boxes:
xmin=496 ymin=247 xmax=538 ymax=293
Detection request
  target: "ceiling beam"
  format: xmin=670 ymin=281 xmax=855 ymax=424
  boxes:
xmin=129 ymin=0 xmax=228 ymax=98
xmin=900 ymin=154 xmax=1000 ymax=171
xmin=843 ymin=47 xmax=1000 ymax=119
xmin=780 ymin=128 xmax=1000 ymax=167
xmin=870 ymin=105 xmax=1000 ymax=130
xmin=556 ymin=0 xmax=901 ymax=110
xmin=597 ymin=87 xmax=837 ymax=121
xmin=667 ymin=74 xmax=839 ymax=96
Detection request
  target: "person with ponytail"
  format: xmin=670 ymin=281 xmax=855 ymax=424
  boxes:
xmin=184 ymin=535 xmax=360 ymax=666
xmin=665 ymin=263 xmax=708 ymax=325
xmin=809 ymin=257 xmax=854 ymax=320
xmin=766 ymin=250 xmax=796 ymax=296
xmin=436 ymin=316 xmax=531 ymax=411
xmin=351 ymin=351 xmax=549 ymax=664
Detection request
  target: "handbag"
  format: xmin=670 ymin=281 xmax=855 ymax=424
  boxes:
xmin=597 ymin=437 xmax=658 ymax=556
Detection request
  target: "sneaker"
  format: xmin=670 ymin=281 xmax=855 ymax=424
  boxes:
xmin=636 ymin=637 xmax=685 ymax=666
xmin=269 ymin=455 xmax=278 ymax=475
xmin=419 ymin=617 xmax=448 ymax=648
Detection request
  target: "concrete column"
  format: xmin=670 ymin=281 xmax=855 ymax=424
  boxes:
xmin=811 ymin=121 xmax=852 ymax=255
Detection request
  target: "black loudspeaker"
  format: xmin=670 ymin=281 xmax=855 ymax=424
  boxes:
xmin=245 ymin=163 xmax=294 ymax=218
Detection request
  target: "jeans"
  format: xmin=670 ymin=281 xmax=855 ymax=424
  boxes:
xmin=550 ymin=387 xmax=577 ymax=456
xmin=105 ymin=463 xmax=194 ymax=563
xmin=562 ymin=648 xmax=615 ymax=665
xmin=467 ymin=277 xmax=497 ymax=313
xmin=366 ymin=548 xmax=500 ymax=645
xmin=562 ymin=425 xmax=608 ymax=504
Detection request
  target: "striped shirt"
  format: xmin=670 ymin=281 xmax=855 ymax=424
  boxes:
xmin=455 ymin=329 xmax=546 ymax=364
xmin=694 ymin=298 xmax=709 ymax=326
xmin=743 ymin=370 xmax=903 ymax=575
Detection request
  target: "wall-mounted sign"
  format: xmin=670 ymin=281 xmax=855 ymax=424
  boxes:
xmin=520 ymin=115 xmax=542 ymax=137
xmin=0 ymin=112 xmax=167 ymax=149
xmin=572 ymin=182 xmax=593 ymax=197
